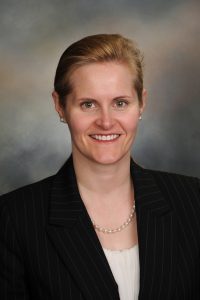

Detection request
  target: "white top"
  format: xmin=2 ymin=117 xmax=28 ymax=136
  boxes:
xmin=103 ymin=245 xmax=139 ymax=300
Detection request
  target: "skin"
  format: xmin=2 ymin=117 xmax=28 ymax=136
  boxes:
xmin=53 ymin=61 xmax=146 ymax=250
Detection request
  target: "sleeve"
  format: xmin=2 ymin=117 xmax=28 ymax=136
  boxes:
xmin=0 ymin=199 xmax=30 ymax=300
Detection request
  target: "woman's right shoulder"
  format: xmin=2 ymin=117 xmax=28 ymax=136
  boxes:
xmin=0 ymin=175 xmax=55 ymax=212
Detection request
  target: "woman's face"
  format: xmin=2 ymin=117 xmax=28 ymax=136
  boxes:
xmin=53 ymin=62 xmax=146 ymax=165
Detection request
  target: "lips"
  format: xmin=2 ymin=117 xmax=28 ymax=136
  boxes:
xmin=90 ymin=134 xmax=120 ymax=141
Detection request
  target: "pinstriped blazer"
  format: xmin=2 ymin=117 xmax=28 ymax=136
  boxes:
xmin=0 ymin=156 xmax=200 ymax=300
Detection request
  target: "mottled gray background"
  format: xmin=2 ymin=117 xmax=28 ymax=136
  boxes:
xmin=0 ymin=0 xmax=199 ymax=195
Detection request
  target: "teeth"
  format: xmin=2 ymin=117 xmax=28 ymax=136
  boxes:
xmin=91 ymin=134 xmax=119 ymax=141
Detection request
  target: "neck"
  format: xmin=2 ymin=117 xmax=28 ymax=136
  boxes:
xmin=72 ymin=151 xmax=132 ymax=197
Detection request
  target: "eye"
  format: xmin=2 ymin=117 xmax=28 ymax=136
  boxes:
xmin=115 ymin=99 xmax=128 ymax=109
xmin=81 ymin=101 xmax=96 ymax=110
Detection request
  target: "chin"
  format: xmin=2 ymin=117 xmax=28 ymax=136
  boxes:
xmin=90 ymin=153 xmax=128 ymax=165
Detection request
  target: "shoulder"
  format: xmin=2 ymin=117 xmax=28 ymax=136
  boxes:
xmin=132 ymin=159 xmax=199 ymax=192
xmin=0 ymin=156 xmax=73 ymax=222
xmin=0 ymin=175 xmax=55 ymax=215
xmin=146 ymin=168 xmax=200 ymax=212
xmin=148 ymin=168 xmax=199 ymax=191
xmin=0 ymin=175 xmax=57 ymax=240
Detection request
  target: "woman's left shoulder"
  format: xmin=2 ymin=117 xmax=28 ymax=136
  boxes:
xmin=146 ymin=169 xmax=200 ymax=220
xmin=148 ymin=168 xmax=200 ymax=199
xmin=150 ymin=168 xmax=199 ymax=187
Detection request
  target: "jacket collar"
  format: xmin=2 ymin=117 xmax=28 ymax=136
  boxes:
xmin=130 ymin=159 xmax=172 ymax=216
xmin=130 ymin=160 xmax=177 ymax=299
xmin=48 ymin=157 xmax=172 ymax=225
xmin=47 ymin=156 xmax=177 ymax=299
xmin=47 ymin=156 xmax=120 ymax=299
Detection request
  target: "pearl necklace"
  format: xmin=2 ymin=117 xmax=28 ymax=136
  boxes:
xmin=92 ymin=203 xmax=136 ymax=234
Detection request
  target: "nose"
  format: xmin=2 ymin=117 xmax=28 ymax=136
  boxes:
xmin=95 ymin=108 xmax=115 ymax=130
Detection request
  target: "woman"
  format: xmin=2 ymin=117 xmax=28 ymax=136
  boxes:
xmin=0 ymin=34 xmax=199 ymax=300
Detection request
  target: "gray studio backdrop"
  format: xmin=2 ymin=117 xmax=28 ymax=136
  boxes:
xmin=0 ymin=0 xmax=199 ymax=195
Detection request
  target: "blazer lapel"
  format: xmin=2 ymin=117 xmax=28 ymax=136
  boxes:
xmin=131 ymin=161 xmax=178 ymax=299
xmin=46 ymin=157 xmax=119 ymax=300
xmin=46 ymin=157 xmax=177 ymax=299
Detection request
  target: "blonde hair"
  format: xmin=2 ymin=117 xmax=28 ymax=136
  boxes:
xmin=54 ymin=34 xmax=144 ymax=106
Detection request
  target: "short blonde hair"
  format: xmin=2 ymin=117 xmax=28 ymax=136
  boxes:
xmin=54 ymin=34 xmax=144 ymax=106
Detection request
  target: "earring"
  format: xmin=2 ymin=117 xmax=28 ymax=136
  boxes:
xmin=60 ymin=117 xmax=66 ymax=123
xmin=139 ymin=115 xmax=142 ymax=120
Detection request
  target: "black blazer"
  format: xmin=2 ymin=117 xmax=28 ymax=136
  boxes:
xmin=0 ymin=156 xmax=200 ymax=300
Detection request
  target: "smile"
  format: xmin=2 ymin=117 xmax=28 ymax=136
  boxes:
xmin=90 ymin=134 xmax=120 ymax=141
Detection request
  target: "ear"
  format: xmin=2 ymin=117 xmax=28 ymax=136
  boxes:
xmin=139 ymin=88 xmax=147 ymax=115
xmin=52 ymin=91 xmax=65 ymax=119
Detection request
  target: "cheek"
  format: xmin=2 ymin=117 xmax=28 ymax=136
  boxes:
xmin=67 ymin=115 xmax=92 ymax=136
xmin=119 ymin=114 xmax=140 ymax=132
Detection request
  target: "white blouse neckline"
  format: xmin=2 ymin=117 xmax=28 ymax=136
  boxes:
xmin=103 ymin=244 xmax=139 ymax=300
xmin=103 ymin=243 xmax=138 ymax=253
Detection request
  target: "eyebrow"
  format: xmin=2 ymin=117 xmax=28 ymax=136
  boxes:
xmin=113 ymin=95 xmax=133 ymax=100
xmin=77 ymin=98 xmax=97 ymax=102
xmin=77 ymin=95 xmax=133 ymax=102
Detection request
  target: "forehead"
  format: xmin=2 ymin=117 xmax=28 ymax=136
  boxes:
xmin=69 ymin=62 xmax=136 ymax=98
